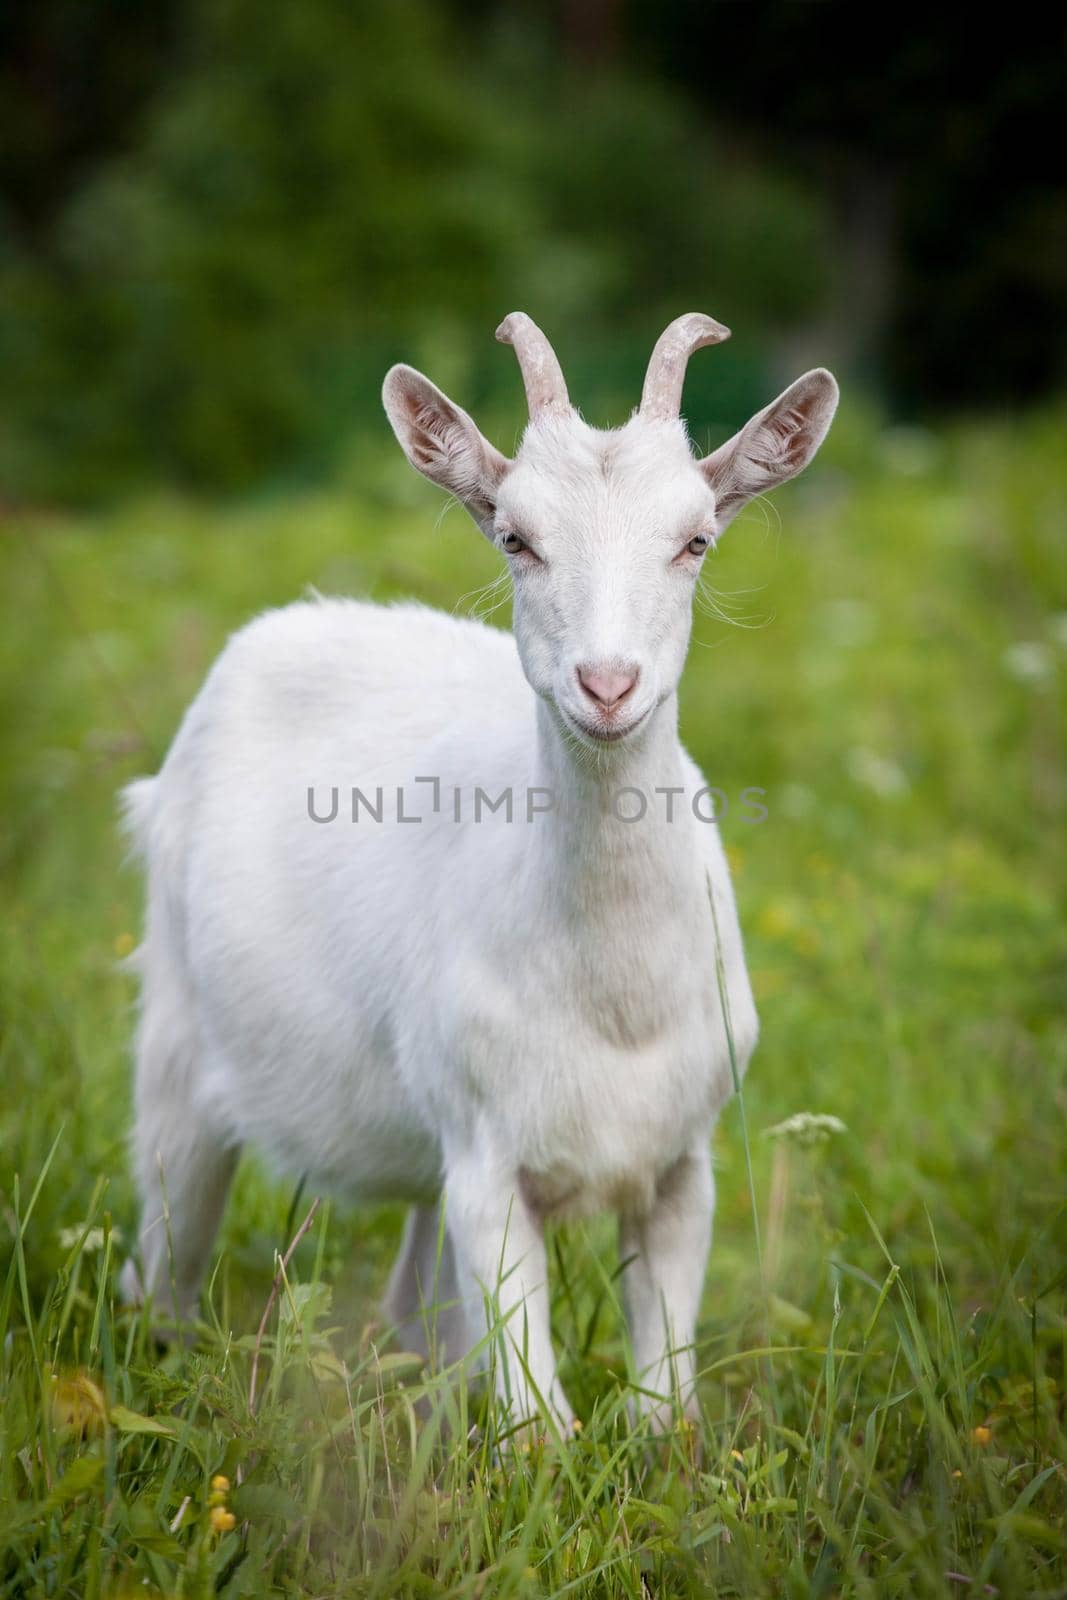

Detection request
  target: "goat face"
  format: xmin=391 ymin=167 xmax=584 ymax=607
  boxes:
xmin=383 ymin=313 xmax=838 ymax=748
xmin=493 ymin=414 xmax=714 ymax=746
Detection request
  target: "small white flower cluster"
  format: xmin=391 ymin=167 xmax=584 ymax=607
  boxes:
xmin=763 ymin=1112 xmax=847 ymax=1148
xmin=1003 ymin=640 xmax=1053 ymax=685
xmin=58 ymin=1224 xmax=123 ymax=1253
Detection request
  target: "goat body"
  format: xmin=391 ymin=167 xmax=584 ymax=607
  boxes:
xmin=123 ymin=313 xmax=837 ymax=1427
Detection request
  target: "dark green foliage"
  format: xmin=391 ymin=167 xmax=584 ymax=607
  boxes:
xmin=0 ymin=0 xmax=830 ymax=498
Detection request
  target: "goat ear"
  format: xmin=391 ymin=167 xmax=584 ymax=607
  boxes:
xmin=383 ymin=365 xmax=509 ymax=532
xmin=699 ymin=369 xmax=838 ymax=533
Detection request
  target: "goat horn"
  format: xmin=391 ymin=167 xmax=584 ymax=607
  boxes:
xmin=495 ymin=312 xmax=570 ymax=420
xmin=640 ymin=312 xmax=731 ymax=423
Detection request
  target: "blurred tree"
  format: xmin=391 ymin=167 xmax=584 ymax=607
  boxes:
xmin=2 ymin=0 xmax=545 ymax=491
xmin=0 ymin=0 xmax=181 ymax=233
xmin=0 ymin=0 xmax=831 ymax=497
xmin=623 ymin=0 xmax=1067 ymax=410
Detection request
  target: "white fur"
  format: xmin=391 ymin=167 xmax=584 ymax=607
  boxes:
xmin=122 ymin=331 xmax=837 ymax=1430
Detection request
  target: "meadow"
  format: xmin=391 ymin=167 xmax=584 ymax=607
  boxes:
xmin=1 ymin=400 xmax=1065 ymax=1596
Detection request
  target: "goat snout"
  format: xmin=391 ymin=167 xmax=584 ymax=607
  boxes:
xmin=577 ymin=664 xmax=639 ymax=712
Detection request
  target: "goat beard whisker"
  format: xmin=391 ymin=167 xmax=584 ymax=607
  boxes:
xmin=694 ymin=577 xmax=774 ymax=632
xmin=733 ymin=490 xmax=783 ymax=546
xmin=455 ymin=570 xmax=511 ymax=623
xmin=433 ymin=495 xmax=463 ymax=535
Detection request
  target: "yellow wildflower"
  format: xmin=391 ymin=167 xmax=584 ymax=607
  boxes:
xmin=51 ymin=1369 xmax=107 ymax=1436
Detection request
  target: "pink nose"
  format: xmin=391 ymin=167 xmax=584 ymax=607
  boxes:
xmin=577 ymin=664 xmax=638 ymax=711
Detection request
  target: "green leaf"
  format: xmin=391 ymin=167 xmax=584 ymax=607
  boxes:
xmin=45 ymin=1455 xmax=104 ymax=1509
xmin=126 ymin=1496 xmax=184 ymax=1558
xmin=231 ymin=1483 xmax=303 ymax=1523
xmin=626 ymin=1498 xmax=681 ymax=1536
xmin=766 ymin=1423 xmax=810 ymax=1457
xmin=372 ymin=1351 xmax=426 ymax=1375
xmin=128 ymin=1522 xmax=183 ymax=1558
xmin=109 ymin=1404 xmax=177 ymax=1437
xmin=995 ymin=1512 xmax=1065 ymax=1551
xmin=279 ymin=1279 xmax=332 ymax=1330
xmin=767 ymin=1295 xmax=814 ymax=1334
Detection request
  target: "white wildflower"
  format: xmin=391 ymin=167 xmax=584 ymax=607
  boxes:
xmin=778 ymin=782 xmax=816 ymax=818
xmin=1003 ymin=641 xmax=1052 ymax=684
xmin=764 ymin=1112 xmax=847 ymax=1147
xmin=58 ymin=1224 xmax=122 ymax=1253
xmin=846 ymin=747 xmax=909 ymax=797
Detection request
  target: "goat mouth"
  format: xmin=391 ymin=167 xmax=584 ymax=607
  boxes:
xmin=562 ymin=706 xmax=650 ymax=745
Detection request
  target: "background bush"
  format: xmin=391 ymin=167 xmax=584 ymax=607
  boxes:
xmin=2 ymin=2 xmax=1063 ymax=499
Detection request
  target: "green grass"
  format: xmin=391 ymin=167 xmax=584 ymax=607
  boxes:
xmin=1 ymin=402 xmax=1065 ymax=1596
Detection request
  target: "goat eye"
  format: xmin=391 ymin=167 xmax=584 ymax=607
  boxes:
xmin=685 ymin=533 xmax=711 ymax=557
xmin=500 ymin=532 xmax=528 ymax=555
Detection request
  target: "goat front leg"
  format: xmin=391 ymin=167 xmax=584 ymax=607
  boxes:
xmin=444 ymin=1140 xmax=573 ymax=1435
xmin=620 ymin=1142 xmax=714 ymax=1430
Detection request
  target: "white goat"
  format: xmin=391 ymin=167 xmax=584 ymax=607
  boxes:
xmin=121 ymin=313 xmax=837 ymax=1429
